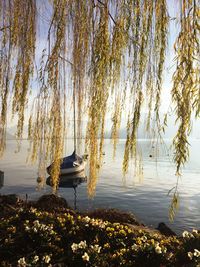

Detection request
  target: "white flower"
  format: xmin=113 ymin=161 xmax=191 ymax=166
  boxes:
xmin=194 ymin=249 xmax=200 ymax=257
xmin=155 ymin=245 xmax=162 ymax=254
xmin=188 ymin=252 xmax=193 ymax=260
xmin=32 ymin=255 xmax=39 ymax=264
xmin=131 ymin=244 xmax=138 ymax=251
xmin=98 ymin=221 xmax=106 ymax=229
xmin=141 ymin=235 xmax=147 ymax=242
xmin=192 ymin=229 xmax=198 ymax=234
xmin=83 ymin=216 xmax=90 ymax=223
xmin=91 ymin=244 xmax=101 ymax=253
xmin=182 ymin=231 xmax=194 ymax=239
xmin=33 ymin=227 xmax=38 ymax=233
xmin=82 ymin=252 xmax=90 ymax=262
xmin=17 ymin=257 xmax=26 ymax=266
xmin=168 ymin=252 xmax=173 ymax=259
xmin=154 ymin=241 xmax=159 ymax=247
xmin=78 ymin=240 xmax=87 ymax=249
xmin=43 ymin=255 xmax=51 ymax=264
xmin=33 ymin=220 xmax=40 ymax=226
xmin=163 ymin=247 xmax=167 ymax=254
xmin=182 ymin=231 xmax=189 ymax=238
xmin=25 ymin=226 xmax=30 ymax=232
xmin=30 ymin=207 xmax=37 ymax=213
xmin=71 ymin=243 xmax=78 ymax=252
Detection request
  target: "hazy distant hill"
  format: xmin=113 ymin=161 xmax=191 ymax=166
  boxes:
xmin=5 ymin=113 xmax=200 ymax=140
xmin=104 ymin=114 xmax=177 ymax=139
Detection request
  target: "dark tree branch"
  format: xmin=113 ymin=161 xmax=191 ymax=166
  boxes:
xmin=96 ymin=0 xmax=117 ymax=25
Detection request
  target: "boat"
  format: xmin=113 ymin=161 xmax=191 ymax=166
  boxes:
xmin=46 ymin=74 xmax=86 ymax=178
xmin=46 ymin=151 xmax=86 ymax=175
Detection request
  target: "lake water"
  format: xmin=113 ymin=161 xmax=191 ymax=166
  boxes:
xmin=0 ymin=139 xmax=200 ymax=235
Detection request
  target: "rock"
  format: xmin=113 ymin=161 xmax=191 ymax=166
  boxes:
xmin=156 ymin=222 xmax=177 ymax=236
xmin=0 ymin=194 xmax=21 ymax=205
xmin=35 ymin=194 xmax=70 ymax=210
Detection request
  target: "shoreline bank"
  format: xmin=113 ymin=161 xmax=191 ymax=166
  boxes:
xmin=0 ymin=194 xmax=199 ymax=266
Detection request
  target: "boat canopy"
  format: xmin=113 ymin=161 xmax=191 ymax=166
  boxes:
xmin=60 ymin=151 xmax=82 ymax=169
xmin=47 ymin=151 xmax=83 ymax=173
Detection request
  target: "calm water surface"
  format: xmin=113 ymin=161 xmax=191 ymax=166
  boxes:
xmin=0 ymin=139 xmax=200 ymax=234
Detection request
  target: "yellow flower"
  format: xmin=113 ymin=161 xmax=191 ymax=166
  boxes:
xmin=136 ymin=238 xmax=142 ymax=245
xmin=150 ymin=239 xmax=155 ymax=245
xmin=120 ymin=248 xmax=126 ymax=254
xmin=104 ymin=243 xmax=110 ymax=249
xmin=119 ymin=230 xmax=126 ymax=236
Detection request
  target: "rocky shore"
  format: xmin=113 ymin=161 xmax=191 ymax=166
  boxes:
xmin=0 ymin=194 xmax=199 ymax=266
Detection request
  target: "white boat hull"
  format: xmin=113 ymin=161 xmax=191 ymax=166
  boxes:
xmin=60 ymin=161 xmax=85 ymax=175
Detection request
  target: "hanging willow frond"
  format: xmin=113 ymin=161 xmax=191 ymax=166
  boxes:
xmin=87 ymin=2 xmax=111 ymax=197
xmin=71 ymin=0 xmax=91 ymax=146
xmin=154 ymin=0 xmax=168 ymax=123
xmin=172 ymin=0 xmax=200 ymax=175
xmin=11 ymin=0 xmax=37 ymax=141
xmin=111 ymin=93 xmax=123 ymax=158
xmin=123 ymin=115 xmax=131 ymax=175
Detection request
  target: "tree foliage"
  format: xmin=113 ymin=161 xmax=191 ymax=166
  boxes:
xmin=0 ymin=0 xmax=199 ymax=195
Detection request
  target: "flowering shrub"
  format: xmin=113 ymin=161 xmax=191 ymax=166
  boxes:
xmin=0 ymin=205 xmax=199 ymax=267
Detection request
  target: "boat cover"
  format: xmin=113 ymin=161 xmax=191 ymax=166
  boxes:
xmin=60 ymin=151 xmax=82 ymax=169
xmin=47 ymin=151 xmax=83 ymax=172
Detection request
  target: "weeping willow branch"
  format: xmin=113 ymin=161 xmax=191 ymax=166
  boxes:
xmin=0 ymin=0 xmax=199 ymax=199
xmin=172 ymin=0 xmax=200 ymax=175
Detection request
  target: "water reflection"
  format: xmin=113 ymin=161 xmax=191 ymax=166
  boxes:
xmin=46 ymin=171 xmax=87 ymax=188
xmin=46 ymin=171 xmax=87 ymax=209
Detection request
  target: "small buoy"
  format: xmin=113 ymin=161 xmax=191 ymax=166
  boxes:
xmin=149 ymin=154 xmax=152 ymax=158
